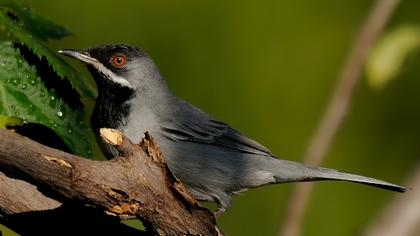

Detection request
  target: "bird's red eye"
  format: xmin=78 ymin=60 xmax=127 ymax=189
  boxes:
xmin=111 ymin=55 xmax=126 ymax=68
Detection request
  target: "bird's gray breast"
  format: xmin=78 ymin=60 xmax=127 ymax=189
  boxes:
xmin=121 ymin=99 xmax=161 ymax=143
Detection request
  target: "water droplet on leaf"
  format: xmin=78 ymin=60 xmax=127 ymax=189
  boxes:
xmin=86 ymin=149 xmax=93 ymax=155
xmin=16 ymin=58 xmax=23 ymax=67
xmin=57 ymin=110 xmax=63 ymax=118
xmin=21 ymin=84 xmax=26 ymax=89
xmin=49 ymin=96 xmax=56 ymax=107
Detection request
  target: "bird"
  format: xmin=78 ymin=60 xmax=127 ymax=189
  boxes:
xmin=59 ymin=44 xmax=406 ymax=215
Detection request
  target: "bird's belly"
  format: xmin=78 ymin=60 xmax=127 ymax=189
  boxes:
xmin=156 ymin=137 xmax=251 ymax=187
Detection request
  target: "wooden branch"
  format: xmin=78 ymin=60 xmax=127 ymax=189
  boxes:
xmin=1 ymin=201 xmax=147 ymax=236
xmin=0 ymin=171 xmax=61 ymax=216
xmin=0 ymin=171 xmax=144 ymax=235
xmin=0 ymin=128 xmax=222 ymax=236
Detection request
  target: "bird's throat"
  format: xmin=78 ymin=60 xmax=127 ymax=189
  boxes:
xmin=91 ymin=75 xmax=135 ymax=133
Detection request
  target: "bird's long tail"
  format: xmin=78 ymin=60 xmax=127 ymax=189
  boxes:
xmin=268 ymin=159 xmax=406 ymax=192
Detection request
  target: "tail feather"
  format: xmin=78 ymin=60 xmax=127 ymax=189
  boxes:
xmin=270 ymin=159 xmax=406 ymax=192
xmin=315 ymin=167 xmax=406 ymax=192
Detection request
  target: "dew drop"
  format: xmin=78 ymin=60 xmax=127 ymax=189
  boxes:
xmin=14 ymin=77 xmax=21 ymax=85
xmin=57 ymin=110 xmax=63 ymax=118
xmin=86 ymin=149 xmax=93 ymax=155
xmin=30 ymin=79 xmax=36 ymax=85
xmin=22 ymin=119 xmax=28 ymax=124
xmin=53 ymin=123 xmax=58 ymax=128
xmin=0 ymin=62 xmax=5 ymax=67
xmin=67 ymin=129 xmax=73 ymax=134
xmin=27 ymin=105 xmax=34 ymax=115
xmin=23 ymin=6 xmax=29 ymax=11
xmin=14 ymin=111 xmax=19 ymax=116
xmin=16 ymin=58 xmax=23 ymax=67
xmin=40 ymin=91 xmax=45 ymax=97
xmin=49 ymin=96 xmax=57 ymax=107
xmin=6 ymin=79 xmax=11 ymax=83
xmin=18 ymin=22 xmax=24 ymax=27
xmin=21 ymin=84 xmax=27 ymax=89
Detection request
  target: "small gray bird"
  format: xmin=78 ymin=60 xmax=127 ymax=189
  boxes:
xmin=59 ymin=44 xmax=405 ymax=215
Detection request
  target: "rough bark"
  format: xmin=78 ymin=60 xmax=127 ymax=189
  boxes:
xmin=0 ymin=128 xmax=222 ymax=236
xmin=0 ymin=171 xmax=61 ymax=216
xmin=0 ymin=170 xmax=145 ymax=235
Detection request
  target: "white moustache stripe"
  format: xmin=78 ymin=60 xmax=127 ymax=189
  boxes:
xmin=93 ymin=62 xmax=133 ymax=88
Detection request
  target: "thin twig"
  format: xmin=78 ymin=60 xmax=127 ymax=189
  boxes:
xmin=362 ymin=162 xmax=420 ymax=236
xmin=278 ymin=0 xmax=402 ymax=235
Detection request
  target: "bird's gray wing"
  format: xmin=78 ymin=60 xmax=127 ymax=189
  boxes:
xmin=160 ymin=102 xmax=274 ymax=157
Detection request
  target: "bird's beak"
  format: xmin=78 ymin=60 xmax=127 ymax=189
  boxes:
xmin=58 ymin=49 xmax=99 ymax=64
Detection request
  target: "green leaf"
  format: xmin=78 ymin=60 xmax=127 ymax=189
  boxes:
xmin=0 ymin=1 xmax=96 ymax=101
xmin=366 ymin=25 xmax=420 ymax=89
xmin=0 ymin=115 xmax=22 ymax=127
xmin=0 ymin=1 xmax=71 ymax=40
xmin=0 ymin=41 xmax=93 ymax=157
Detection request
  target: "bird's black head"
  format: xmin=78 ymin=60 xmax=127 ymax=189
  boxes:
xmin=59 ymin=44 xmax=167 ymax=133
xmin=86 ymin=44 xmax=146 ymax=75
xmin=59 ymin=44 xmax=162 ymax=90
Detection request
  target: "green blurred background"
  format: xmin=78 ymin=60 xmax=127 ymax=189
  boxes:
xmin=4 ymin=0 xmax=420 ymax=235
